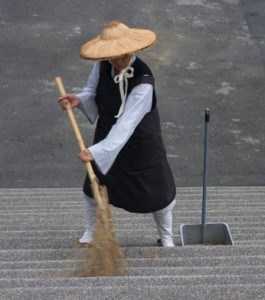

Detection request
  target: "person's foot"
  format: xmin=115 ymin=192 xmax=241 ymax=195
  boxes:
xmin=73 ymin=241 xmax=92 ymax=249
xmin=79 ymin=230 xmax=92 ymax=244
xmin=157 ymin=238 xmax=174 ymax=247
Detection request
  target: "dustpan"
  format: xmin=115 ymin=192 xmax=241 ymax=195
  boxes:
xmin=180 ymin=109 xmax=234 ymax=246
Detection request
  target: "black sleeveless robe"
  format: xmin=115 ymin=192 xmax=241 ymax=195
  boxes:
xmin=83 ymin=57 xmax=176 ymax=213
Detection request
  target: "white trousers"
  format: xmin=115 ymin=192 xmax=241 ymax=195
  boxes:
xmin=79 ymin=194 xmax=96 ymax=244
xmin=79 ymin=194 xmax=176 ymax=247
xmin=153 ymin=199 xmax=176 ymax=247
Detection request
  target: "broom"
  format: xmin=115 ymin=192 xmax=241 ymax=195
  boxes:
xmin=55 ymin=76 xmax=125 ymax=276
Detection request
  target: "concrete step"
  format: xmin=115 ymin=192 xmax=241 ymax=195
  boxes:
xmin=0 ymin=245 xmax=264 ymax=260
xmin=1 ymin=189 xmax=264 ymax=197
xmin=0 ymin=223 xmax=263 ymax=236
xmin=3 ymin=195 xmax=264 ymax=205
xmin=0 ymin=220 xmax=263 ymax=229
xmin=1 ymin=206 xmax=264 ymax=215
xmin=1 ymin=254 xmax=265 ymax=271
xmin=0 ymin=190 xmax=264 ymax=204
xmin=1 ymin=198 xmax=264 ymax=208
xmin=0 ymin=186 xmax=264 ymax=194
xmin=1 ymin=226 xmax=264 ymax=238
xmin=2 ymin=265 xmax=265 ymax=279
xmin=1 ymin=284 xmax=265 ymax=300
xmin=0 ymin=213 xmax=262 ymax=224
xmin=1 ymin=274 xmax=265 ymax=290
xmin=0 ymin=234 xmax=264 ymax=250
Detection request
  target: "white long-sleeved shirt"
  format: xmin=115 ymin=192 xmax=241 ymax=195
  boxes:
xmin=76 ymin=57 xmax=153 ymax=174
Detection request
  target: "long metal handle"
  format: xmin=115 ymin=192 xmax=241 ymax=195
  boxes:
xmin=202 ymin=108 xmax=210 ymax=225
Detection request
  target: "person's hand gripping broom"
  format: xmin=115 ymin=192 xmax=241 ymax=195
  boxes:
xmin=55 ymin=77 xmax=125 ymax=276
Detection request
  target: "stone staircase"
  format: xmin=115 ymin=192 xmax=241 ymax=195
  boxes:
xmin=1 ymin=187 xmax=265 ymax=299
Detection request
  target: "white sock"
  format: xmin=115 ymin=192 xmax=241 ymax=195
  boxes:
xmin=79 ymin=194 xmax=96 ymax=243
xmin=153 ymin=199 xmax=176 ymax=247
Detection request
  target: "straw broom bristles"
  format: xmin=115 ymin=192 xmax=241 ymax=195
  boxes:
xmin=55 ymin=77 xmax=125 ymax=277
xmin=75 ymin=186 xmax=125 ymax=277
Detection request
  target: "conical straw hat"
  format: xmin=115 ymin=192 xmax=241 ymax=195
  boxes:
xmin=80 ymin=20 xmax=157 ymax=60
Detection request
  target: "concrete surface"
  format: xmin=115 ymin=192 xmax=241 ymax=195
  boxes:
xmin=1 ymin=187 xmax=265 ymax=299
xmin=0 ymin=0 xmax=264 ymax=188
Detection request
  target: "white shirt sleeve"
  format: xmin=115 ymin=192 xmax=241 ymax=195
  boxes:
xmin=76 ymin=62 xmax=100 ymax=124
xmin=89 ymin=83 xmax=153 ymax=174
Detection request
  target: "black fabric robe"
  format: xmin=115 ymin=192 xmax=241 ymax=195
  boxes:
xmin=83 ymin=57 xmax=176 ymax=213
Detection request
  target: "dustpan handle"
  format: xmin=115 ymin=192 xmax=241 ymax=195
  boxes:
xmin=202 ymin=108 xmax=210 ymax=225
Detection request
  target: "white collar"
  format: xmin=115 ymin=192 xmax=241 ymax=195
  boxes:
xmin=111 ymin=55 xmax=136 ymax=118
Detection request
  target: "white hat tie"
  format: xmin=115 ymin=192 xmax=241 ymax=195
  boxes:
xmin=114 ymin=66 xmax=134 ymax=118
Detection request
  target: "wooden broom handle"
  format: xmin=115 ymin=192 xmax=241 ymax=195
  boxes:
xmin=55 ymin=76 xmax=96 ymax=182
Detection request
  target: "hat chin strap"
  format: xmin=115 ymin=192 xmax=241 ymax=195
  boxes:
xmin=114 ymin=66 xmax=134 ymax=118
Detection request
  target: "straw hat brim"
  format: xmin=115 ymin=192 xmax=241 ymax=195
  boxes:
xmin=80 ymin=28 xmax=157 ymax=61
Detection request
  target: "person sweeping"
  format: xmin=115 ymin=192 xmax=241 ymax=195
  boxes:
xmin=58 ymin=20 xmax=176 ymax=248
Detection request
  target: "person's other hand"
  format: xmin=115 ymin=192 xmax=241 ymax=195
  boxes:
xmin=58 ymin=94 xmax=81 ymax=110
xmin=79 ymin=149 xmax=94 ymax=163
